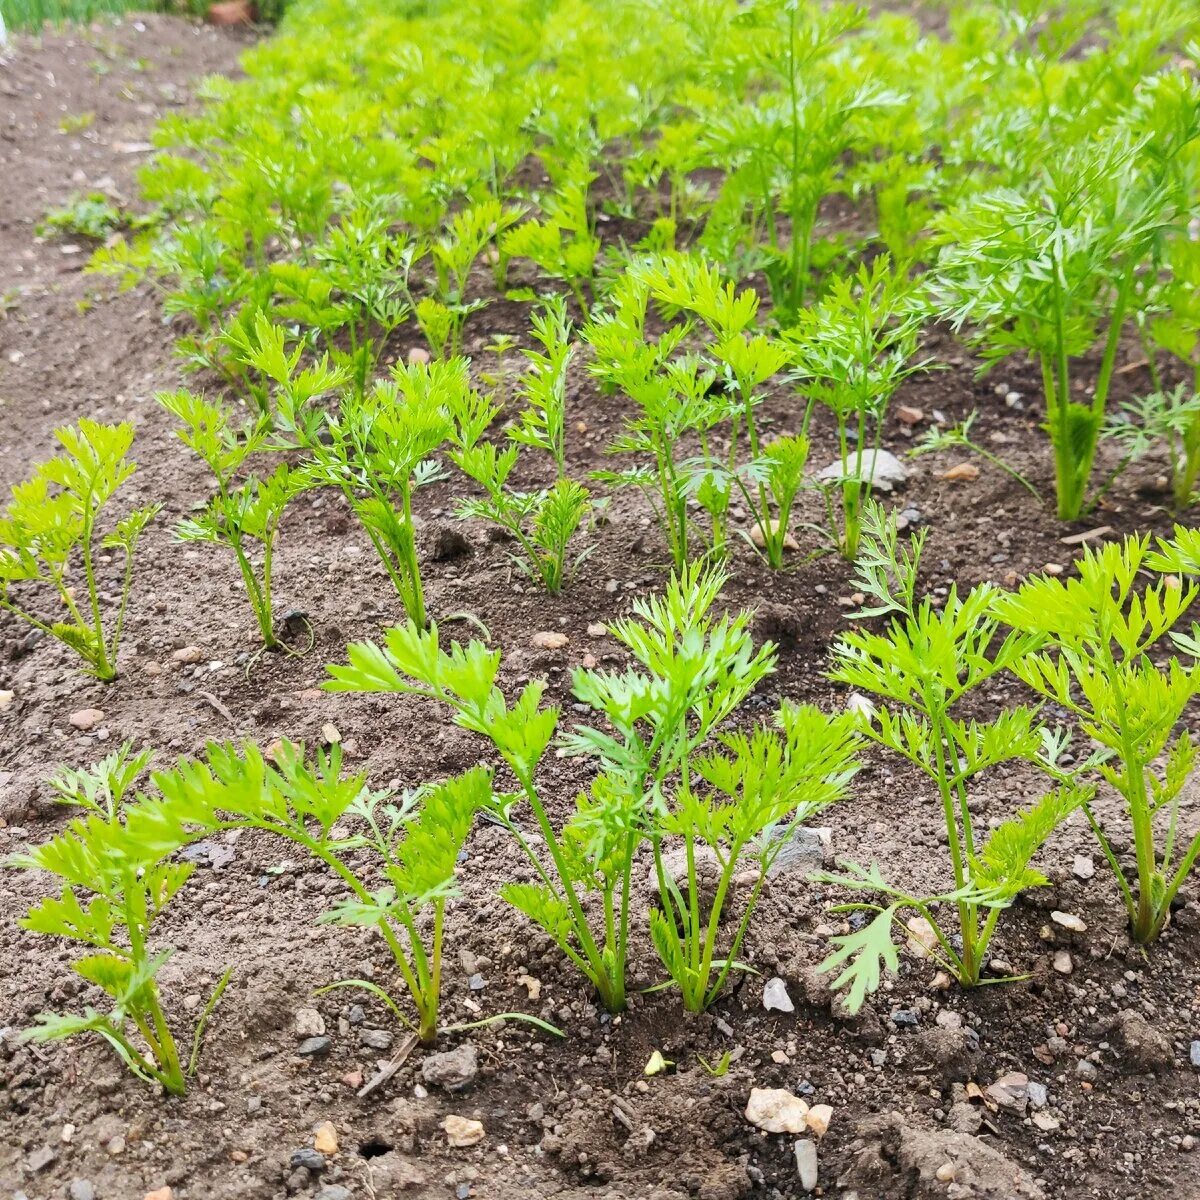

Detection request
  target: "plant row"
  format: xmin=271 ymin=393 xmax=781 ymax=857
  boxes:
xmin=11 ymin=516 xmax=1200 ymax=1093
xmin=69 ymin=0 xmax=1200 ymax=534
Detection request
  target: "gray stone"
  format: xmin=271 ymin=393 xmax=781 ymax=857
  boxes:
xmin=316 ymin=1188 xmax=351 ymax=1200
xmin=296 ymin=1036 xmax=332 ymax=1057
xmin=289 ymin=1148 xmax=326 ymax=1172
xmin=294 ymin=1007 xmax=325 ymax=1038
xmin=765 ymin=826 xmax=833 ymax=878
xmin=359 ymin=1028 xmax=393 ymax=1051
xmin=1026 ymin=1080 xmax=1048 ymax=1109
xmin=25 ymin=1147 xmax=56 ymax=1173
xmin=421 ymin=1042 xmax=478 ymax=1092
xmin=985 ymin=1071 xmax=1028 ymax=1112
xmin=69 ymin=1181 xmax=95 ymax=1200
xmin=1075 ymin=1059 xmax=1098 ymax=1082
xmin=817 ymin=449 xmax=908 ymax=493
xmin=1191 ymin=1040 xmax=1200 ymax=1068
xmin=794 ymin=1138 xmax=819 ymax=1191
xmin=763 ymin=976 xmax=795 ymax=1014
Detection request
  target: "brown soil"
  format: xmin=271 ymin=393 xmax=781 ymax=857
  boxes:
xmin=1 ymin=14 xmax=1199 ymax=1200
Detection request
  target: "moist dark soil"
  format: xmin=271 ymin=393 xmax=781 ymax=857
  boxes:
xmin=2 ymin=14 xmax=1200 ymax=1200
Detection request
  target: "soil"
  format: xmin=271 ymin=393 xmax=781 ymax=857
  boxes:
xmin=2 ymin=13 xmax=1200 ymax=1200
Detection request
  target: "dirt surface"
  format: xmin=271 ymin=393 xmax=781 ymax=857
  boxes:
xmin=2 ymin=14 xmax=1200 ymax=1200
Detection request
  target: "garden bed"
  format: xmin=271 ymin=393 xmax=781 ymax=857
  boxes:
xmin=1 ymin=8 xmax=1200 ymax=1200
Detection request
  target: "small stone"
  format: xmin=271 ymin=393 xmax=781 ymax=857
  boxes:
xmin=295 ymin=1008 xmax=326 ymax=1038
xmin=172 ymin=645 xmax=203 ymax=663
xmin=1060 ymin=526 xmax=1112 ymax=546
xmin=985 ymin=1071 xmax=1028 ymax=1111
xmin=68 ymin=708 xmax=104 ymax=731
xmin=1190 ymin=1040 xmax=1200 ymax=1068
xmin=316 ymin=1188 xmax=352 ymax=1200
xmin=745 ymin=1087 xmax=809 ymax=1134
xmin=360 ymin=1028 xmax=393 ymax=1051
xmin=408 ymin=347 xmax=431 ymax=365
xmin=890 ymin=1009 xmax=920 ymax=1028
xmin=69 ymin=1182 xmax=95 ymax=1200
xmin=806 ymin=1104 xmax=833 ymax=1138
xmin=896 ymin=405 xmax=923 ymax=426
xmin=26 ymin=1147 xmax=57 ymax=1172
xmin=1072 ymin=855 xmax=1095 ymax=880
xmin=313 ymin=1122 xmax=338 ymax=1155
xmin=936 ymin=1163 xmax=957 ymax=1183
xmin=1051 ymin=911 xmax=1087 ymax=933
xmin=320 ymin=722 xmax=341 ymax=745
xmin=794 ymin=1138 xmax=819 ymax=1191
xmin=530 ymin=630 xmax=569 ymax=651
xmin=289 ymin=1148 xmax=326 ymax=1171
xmin=1026 ymin=1080 xmax=1048 ymax=1109
xmin=763 ymin=977 xmax=794 ymax=1014
xmin=1075 ymin=1059 xmax=1098 ymax=1082
xmin=940 ymin=462 xmax=979 ymax=482
xmin=442 ymin=1115 xmax=485 ymax=1148
xmin=0 ymin=690 xmax=13 ymax=708
xmin=1052 ymin=950 xmax=1073 ymax=975
xmin=297 ymin=1036 xmax=332 ymax=1057
xmin=905 ymin=916 xmax=938 ymax=959
xmin=517 ymin=974 xmax=541 ymax=1001
xmin=1043 ymin=562 xmax=1064 ymax=576
xmin=144 ymin=1190 xmax=173 ymax=1200
xmin=422 ymin=1043 xmax=478 ymax=1092
xmin=749 ymin=519 xmax=799 ymax=551
xmin=818 ymin=448 xmax=908 ymax=492
xmin=587 ymin=622 xmax=607 ymax=637
xmin=1032 ymin=1111 xmax=1061 ymax=1132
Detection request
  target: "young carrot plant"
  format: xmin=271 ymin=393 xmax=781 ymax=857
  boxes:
xmin=640 ymin=254 xmax=800 ymax=566
xmin=12 ymin=757 xmax=228 ymax=1095
xmin=585 ymin=273 xmax=728 ymax=569
xmin=931 ymin=135 xmax=1181 ymax=520
xmin=786 ymin=256 xmax=927 ymax=560
xmin=450 ymin=298 xmax=592 ymax=592
xmin=0 ymin=420 xmax=159 ymax=682
xmin=159 ymin=390 xmax=309 ymax=651
xmin=817 ymin=516 xmax=1090 ymax=1007
xmin=1105 ymin=385 xmax=1200 ymax=509
xmin=137 ymin=741 xmax=490 ymax=1045
xmin=326 ymin=565 xmax=775 ymax=1013
xmin=502 ymin=160 xmax=601 ymax=318
xmin=48 ymin=740 xmax=152 ymax=820
xmin=303 ymin=359 xmax=467 ymax=627
xmin=699 ymin=0 xmax=899 ymax=312
xmin=994 ymin=533 xmax=1200 ymax=944
xmin=650 ymin=703 xmax=859 ymax=1012
xmin=421 ymin=199 xmax=523 ymax=359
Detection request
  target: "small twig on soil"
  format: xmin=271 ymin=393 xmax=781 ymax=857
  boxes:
xmin=356 ymin=1031 xmax=418 ymax=1098
xmin=198 ymin=690 xmax=238 ymax=732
